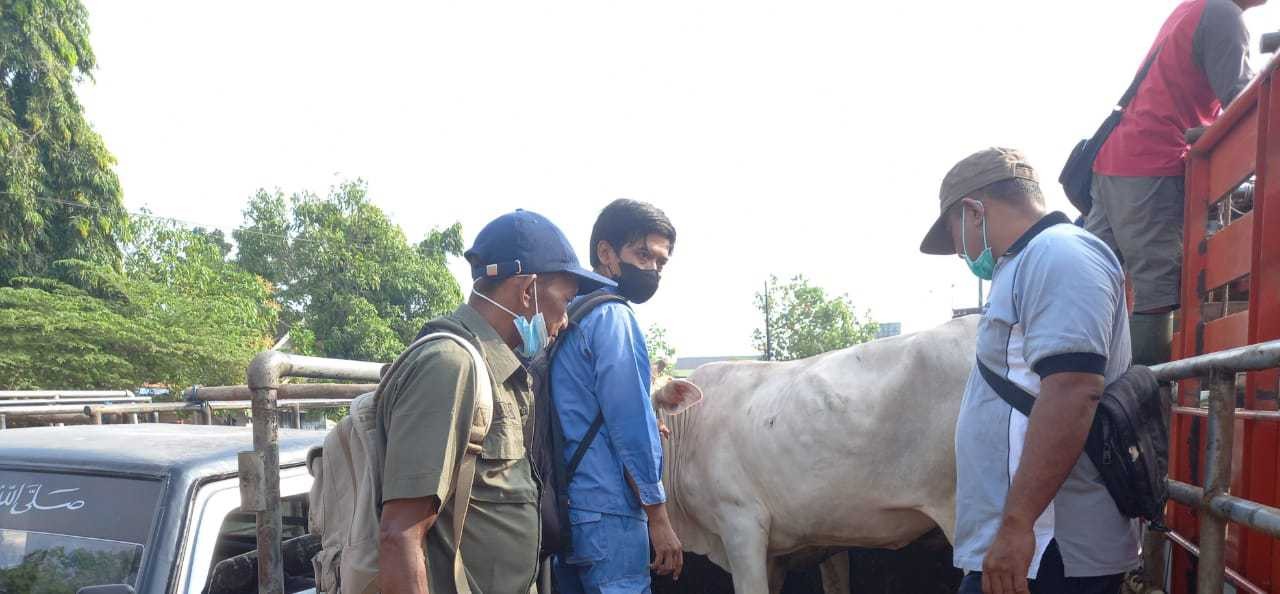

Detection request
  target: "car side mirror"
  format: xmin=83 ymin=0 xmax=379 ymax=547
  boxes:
xmin=76 ymin=586 xmax=137 ymax=594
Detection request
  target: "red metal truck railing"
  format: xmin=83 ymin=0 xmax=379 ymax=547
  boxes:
xmin=1172 ymin=50 xmax=1280 ymax=593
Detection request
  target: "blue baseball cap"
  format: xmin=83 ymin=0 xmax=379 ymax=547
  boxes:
xmin=465 ymin=209 xmax=616 ymax=295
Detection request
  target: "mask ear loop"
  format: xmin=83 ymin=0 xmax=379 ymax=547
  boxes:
xmin=959 ymin=201 xmax=989 ymax=257
xmin=472 ymin=279 xmax=519 ymax=319
xmin=531 ymin=275 xmax=540 ymax=315
xmin=978 ymin=203 xmax=989 ymax=251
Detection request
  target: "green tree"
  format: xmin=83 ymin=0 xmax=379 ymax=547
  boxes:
xmin=124 ymin=216 xmax=279 ymax=384
xmin=234 ymin=180 xmax=463 ymax=362
xmin=0 ymin=0 xmax=127 ymax=283
xmin=646 ymin=323 xmax=676 ymax=377
xmin=752 ymin=275 xmax=878 ymax=361
xmin=0 ymin=218 xmax=279 ymax=390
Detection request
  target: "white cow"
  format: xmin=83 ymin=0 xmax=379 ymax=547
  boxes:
xmin=653 ymin=315 xmax=978 ymax=594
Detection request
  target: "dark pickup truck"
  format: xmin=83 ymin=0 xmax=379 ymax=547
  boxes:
xmin=0 ymin=424 xmax=324 ymax=594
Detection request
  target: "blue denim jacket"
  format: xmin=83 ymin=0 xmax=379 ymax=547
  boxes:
xmin=550 ymin=291 xmax=665 ymax=518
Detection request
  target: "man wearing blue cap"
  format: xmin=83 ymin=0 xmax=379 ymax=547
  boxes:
xmin=378 ymin=210 xmax=614 ymax=594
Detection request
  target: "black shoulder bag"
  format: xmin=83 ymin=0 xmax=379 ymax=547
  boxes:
xmin=977 ymin=361 xmax=1169 ymax=529
xmin=1059 ymin=44 xmax=1163 ymax=216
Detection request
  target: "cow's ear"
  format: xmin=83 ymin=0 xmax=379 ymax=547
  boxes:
xmin=653 ymin=379 xmax=703 ymax=415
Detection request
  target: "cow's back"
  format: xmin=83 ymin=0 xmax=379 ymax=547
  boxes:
xmin=666 ymin=316 xmax=978 ymax=559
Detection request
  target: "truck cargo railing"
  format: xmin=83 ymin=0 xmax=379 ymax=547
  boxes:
xmin=1150 ymin=340 xmax=1280 ymax=594
xmin=0 ymin=396 xmax=361 ymax=430
xmin=207 ymin=351 xmax=384 ymax=594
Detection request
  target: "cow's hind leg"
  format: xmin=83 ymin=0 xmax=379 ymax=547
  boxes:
xmin=820 ymin=551 xmax=850 ymax=594
xmin=767 ymin=561 xmax=784 ymax=594
xmin=719 ymin=511 xmax=773 ymax=594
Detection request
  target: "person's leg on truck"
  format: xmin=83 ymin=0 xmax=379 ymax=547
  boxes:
xmin=1087 ymin=174 xmax=1183 ymax=366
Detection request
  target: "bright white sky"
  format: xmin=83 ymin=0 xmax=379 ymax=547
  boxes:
xmin=77 ymin=1 xmax=1279 ymax=358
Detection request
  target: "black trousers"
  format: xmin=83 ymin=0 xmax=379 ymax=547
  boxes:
xmin=958 ymin=541 xmax=1125 ymax=594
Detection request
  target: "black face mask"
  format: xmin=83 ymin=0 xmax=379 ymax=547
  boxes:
xmin=616 ymin=262 xmax=660 ymax=304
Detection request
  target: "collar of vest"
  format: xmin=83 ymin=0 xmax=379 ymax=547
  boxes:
xmin=421 ymin=304 xmax=523 ymax=382
xmin=1004 ymin=211 xmax=1071 ymax=258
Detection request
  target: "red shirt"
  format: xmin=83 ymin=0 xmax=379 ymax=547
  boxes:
xmin=1095 ymin=0 xmax=1250 ymax=177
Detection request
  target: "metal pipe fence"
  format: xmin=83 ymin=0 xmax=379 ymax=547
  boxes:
xmin=1148 ymin=339 xmax=1280 ymax=593
xmin=0 ymin=398 xmax=355 ymax=429
xmin=223 ymin=351 xmax=384 ymax=594
xmin=0 ymin=390 xmax=139 ymax=399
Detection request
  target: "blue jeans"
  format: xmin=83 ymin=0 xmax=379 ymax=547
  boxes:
xmin=553 ymin=510 xmax=651 ymax=594
xmin=958 ymin=541 xmax=1124 ymax=594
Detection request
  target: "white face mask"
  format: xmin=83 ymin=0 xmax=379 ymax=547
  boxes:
xmin=474 ymin=276 xmax=550 ymax=358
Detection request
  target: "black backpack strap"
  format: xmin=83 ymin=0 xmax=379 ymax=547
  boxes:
xmin=1118 ymin=42 xmax=1163 ymax=108
xmin=977 ymin=359 xmax=1036 ymax=418
xmin=558 ymin=289 xmax=628 ymax=483
xmin=566 ymin=413 xmax=605 ymax=477
xmin=569 ymin=289 xmax=628 ymax=325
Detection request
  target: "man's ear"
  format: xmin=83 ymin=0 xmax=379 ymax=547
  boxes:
xmin=596 ymin=241 xmax=618 ymax=273
xmin=960 ymin=197 xmax=985 ymax=221
xmin=516 ymin=274 xmax=537 ymax=309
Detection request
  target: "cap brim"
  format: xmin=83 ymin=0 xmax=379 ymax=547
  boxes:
xmin=566 ymin=267 xmax=617 ymax=295
xmin=920 ymin=213 xmax=957 ymax=255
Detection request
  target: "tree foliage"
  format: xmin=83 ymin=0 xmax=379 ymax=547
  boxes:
xmin=0 ymin=3 xmax=470 ymax=388
xmin=646 ymin=323 xmax=676 ymax=377
xmin=0 ymin=0 xmax=126 ymax=283
xmin=752 ymin=275 xmax=878 ymax=361
xmin=0 ymin=219 xmax=278 ymax=390
xmin=234 ymin=180 xmax=463 ymax=362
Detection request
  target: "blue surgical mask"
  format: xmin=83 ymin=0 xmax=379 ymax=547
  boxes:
xmin=961 ymin=208 xmax=995 ymax=281
xmin=474 ymin=276 xmax=550 ymax=358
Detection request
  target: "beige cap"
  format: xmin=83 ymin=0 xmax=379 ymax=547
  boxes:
xmin=919 ymin=147 xmax=1039 ymax=255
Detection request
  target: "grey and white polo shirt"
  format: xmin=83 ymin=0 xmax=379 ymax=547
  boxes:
xmin=952 ymin=211 xmax=1140 ymax=578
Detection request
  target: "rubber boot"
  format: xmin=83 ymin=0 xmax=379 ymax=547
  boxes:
xmin=1130 ymin=312 xmax=1174 ymax=367
xmin=1131 ymin=311 xmax=1174 ymax=592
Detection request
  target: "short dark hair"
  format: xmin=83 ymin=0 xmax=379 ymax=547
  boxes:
xmin=472 ymin=276 xmax=501 ymax=295
xmin=588 ymin=199 xmax=677 ymax=267
xmin=974 ymin=178 xmax=1045 ymax=209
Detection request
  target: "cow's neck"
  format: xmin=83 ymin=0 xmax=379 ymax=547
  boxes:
xmin=659 ymin=405 xmax=696 ymax=545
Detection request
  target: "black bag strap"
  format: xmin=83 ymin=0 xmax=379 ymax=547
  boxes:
xmin=1117 ymin=43 xmax=1164 ymax=109
xmin=558 ymin=289 xmax=628 ymax=481
xmin=569 ymin=289 xmax=628 ymax=326
xmin=977 ymin=359 xmax=1036 ymax=418
xmin=566 ymin=413 xmax=605 ymax=477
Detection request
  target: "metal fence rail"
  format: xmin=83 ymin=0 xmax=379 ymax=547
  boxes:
xmin=208 ymin=351 xmax=385 ymax=594
xmin=0 ymin=390 xmax=139 ymax=399
xmin=0 ymin=398 xmax=355 ymax=429
xmin=1149 ymin=339 xmax=1280 ymax=593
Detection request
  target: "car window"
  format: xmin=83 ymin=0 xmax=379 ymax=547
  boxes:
xmin=0 ymin=470 xmax=162 ymax=593
xmin=182 ymin=468 xmax=315 ymax=594
xmin=0 ymin=529 xmax=144 ymax=594
xmin=208 ymin=493 xmax=309 ymax=569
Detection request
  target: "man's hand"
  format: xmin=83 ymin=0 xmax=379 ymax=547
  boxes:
xmin=644 ymin=503 xmax=684 ymax=580
xmin=981 ymin=517 xmax=1035 ymax=594
xmin=379 ymin=496 xmax=440 ymax=594
xmin=986 ymin=370 xmax=1104 ymax=594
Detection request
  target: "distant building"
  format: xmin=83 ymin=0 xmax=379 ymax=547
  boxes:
xmin=953 ymin=307 xmax=983 ymax=318
xmin=672 ymin=355 xmax=760 ymax=378
xmin=875 ymin=322 xmax=902 ymax=339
